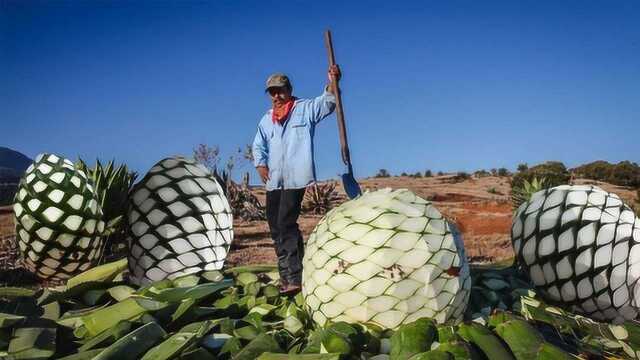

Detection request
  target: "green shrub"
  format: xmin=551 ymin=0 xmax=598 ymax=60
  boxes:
xmin=510 ymin=161 xmax=570 ymax=210
xmin=572 ymin=160 xmax=640 ymax=187
xmin=474 ymin=169 xmax=490 ymax=178
xmin=375 ymin=169 xmax=390 ymax=178
xmin=497 ymin=168 xmax=511 ymax=177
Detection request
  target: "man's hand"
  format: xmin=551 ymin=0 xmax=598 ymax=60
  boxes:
xmin=327 ymin=65 xmax=341 ymax=95
xmin=256 ymin=166 xmax=270 ymax=184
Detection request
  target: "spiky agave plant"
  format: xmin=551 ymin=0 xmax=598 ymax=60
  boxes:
xmin=76 ymin=159 xmax=137 ymax=260
xmin=302 ymin=182 xmax=341 ymax=215
xmin=511 ymin=177 xmax=547 ymax=210
xmin=512 ymin=185 xmax=640 ymax=323
xmin=13 ymin=154 xmax=107 ymax=280
xmin=127 ymin=156 xmax=233 ymax=286
xmin=302 ymin=188 xmax=471 ymax=329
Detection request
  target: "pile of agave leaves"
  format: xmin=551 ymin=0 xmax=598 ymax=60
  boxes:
xmin=1 ymin=258 xmax=639 ymax=360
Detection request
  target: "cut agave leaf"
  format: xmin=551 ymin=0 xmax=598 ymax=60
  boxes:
xmin=0 ymin=287 xmax=36 ymax=298
xmin=81 ymin=297 xmax=160 ymax=336
xmin=233 ymin=333 xmax=283 ymax=360
xmin=8 ymin=323 xmax=57 ymax=359
xmin=200 ymin=333 xmax=233 ymax=351
xmin=93 ymin=322 xmax=167 ymax=360
xmin=493 ymin=319 xmax=573 ymax=360
xmin=107 ymin=285 xmax=136 ymax=301
xmin=66 ymin=258 xmax=128 ymax=288
xmin=390 ymin=319 xmax=437 ymax=360
xmin=140 ymin=331 xmax=197 ymax=360
xmin=57 ymin=348 xmax=106 ymax=360
xmin=0 ymin=313 xmax=25 ymax=328
xmin=77 ymin=321 xmax=132 ymax=352
xmin=226 ymin=265 xmax=278 ymax=274
xmin=456 ymin=323 xmax=514 ymax=360
xmin=407 ymin=350 xmax=453 ymax=360
xmin=150 ymin=280 xmax=232 ymax=303
xmin=171 ymin=274 xmax=200 ymax=288
xmin=258 ymin=353 xmax=343 ymax=359
xmin=179 ymin=347 xmax=216 ymax=360
xmin=237 ymin=272 xmax=259 ymax=286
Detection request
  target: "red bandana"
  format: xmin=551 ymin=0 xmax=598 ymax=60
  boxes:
xmin=272 ymin=98 xmax=296 ymax=124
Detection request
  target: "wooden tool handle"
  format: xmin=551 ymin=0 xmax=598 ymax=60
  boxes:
xmin=324 ymin=30 xmax=351 ymax=166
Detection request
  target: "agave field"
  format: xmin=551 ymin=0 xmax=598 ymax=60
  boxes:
xmin=0 ymin=259 xmax=639 ymax=359
xmin=1 ymin=153 xmax=640 ymax=359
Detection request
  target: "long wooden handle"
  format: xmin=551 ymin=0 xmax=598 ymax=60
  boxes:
xmin=324 ymin=30 xmax=351 ymax=166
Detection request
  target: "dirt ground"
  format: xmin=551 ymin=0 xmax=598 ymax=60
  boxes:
xmin=2 ymin=176 xmax=638 ymax=270
xmin=227 ymin=175 xmax=639 ymax=267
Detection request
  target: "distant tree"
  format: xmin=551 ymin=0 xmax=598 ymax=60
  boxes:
xmin=517 ymin=163 xmax=528 ymax=172
xmin=497 ymin=168 xmax=511 ymax=177
xmin=490 ymin=168 xmax=498 ymax=176
xmin=424 ymin=169 xmax=432 ymax=177
xmin=400 ymin=172 xmax=408 ymax=177
xmin=193 ymin=144 xmax=220 ymax=173
xmin=474 ymin=169 xmax=490 ymax=178
xmin=412 ymin=171 xmax=422 ymax=178
xmin=437 ymin=171 xmax=444 ymax=176
xmin=375 ymin=169 xmax=390 ymax=178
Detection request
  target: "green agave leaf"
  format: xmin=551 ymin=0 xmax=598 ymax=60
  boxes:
xmin=201 ymin=333 xmax=233 ymax=351
xmin=493 ymin=319 xmax=573 ymax=360
xmin=178 ymin=347 xmax=216 ymax=360
xmin=56 ymin=303 xmax=111 ymax=329
xmin=81 ymin=297 xmax=164 ymax=337
xmin=457 ymin=322 xmax=515 ymax=360
xmin=0 ymin=287 xmax=36 ymax=298
xmin=8 ymin=322 xmax=57 ymax=359
xmin=234 ymin=325 xmax=260 ymax=340
xmin=390 ymin=318 xmax=437 ymax=360
xmin=284 ymin=315 xmax=304 ymax=336
xmin=66 ymin=258 xmax=128 ymax=289
xmin=249 ymin=304 xmax=277 ymax=317
xmin=201 ymin=270 xmax=224 ymax=283
xmin=150 ymin=280 xmax=232 ymax=303
xmin=237 ymin=272 xmax=259 ymax=286
xmin=140 ymin=332 xmax=197 ymax=360
xmin=219 ymin=336 xmax=242 ymax=357
xmin=171 ymin=275 xmax=201 ymax=288
xmin=225 ymin=265 xmax=278 ymax=274
xmin=257 ymin=353 xmax=343 ymax=359
xmin=0 ymin=313 xmax=25 ymax=328
xmin=233 ymin=333 xmax=283 ymax=360
xmin=171 ymin=298 xmax=196 ymax=324
xmin=77 ymin=321 xmax=132 ymax=352
xmin=408 ymin=350 xmax=454 ymax=360
xmin=107 ymin=285 xmax=136 ymax=301
xmin=57 ymin=348 xmax=106 ymax=360
xmin=93 ymin=322 xmax=167 ymax=360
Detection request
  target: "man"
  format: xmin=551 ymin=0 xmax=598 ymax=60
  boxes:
xmin=252 ymin=65 xmax=341 ymax=294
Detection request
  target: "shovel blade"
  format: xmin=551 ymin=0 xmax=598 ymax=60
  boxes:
xmin=341 ymin=171 xmax=361 ymax=199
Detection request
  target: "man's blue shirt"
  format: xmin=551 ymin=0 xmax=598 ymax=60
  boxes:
xmin=252 ymin=89 xmax=336 ymax=191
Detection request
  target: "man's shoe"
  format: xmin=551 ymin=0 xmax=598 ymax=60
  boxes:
xmin=279 ymin=284 xmax=301 ymax=296
xmin=278 ymin=280 xmax=289 ymax=293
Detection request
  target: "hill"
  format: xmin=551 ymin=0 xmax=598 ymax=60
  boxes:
xmin=0 ymin=147 xmax=32 ymax=206
xmin=0 ymin=147 xmax=31 ymax=173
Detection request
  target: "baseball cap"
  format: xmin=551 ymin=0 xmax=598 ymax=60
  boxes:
xmin=265 ymin=73 xmax=292 ymax=91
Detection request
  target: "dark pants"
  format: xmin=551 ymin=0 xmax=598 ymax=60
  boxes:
xmin=266 ymin=188 xmax=306 ymax=285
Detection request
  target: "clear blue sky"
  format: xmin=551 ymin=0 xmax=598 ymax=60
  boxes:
xmin=1 ymin=0 xmax=639 ymax=182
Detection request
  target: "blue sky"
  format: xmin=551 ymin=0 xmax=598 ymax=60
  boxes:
xmin=1 ymin=0 xmax=639 ymax=182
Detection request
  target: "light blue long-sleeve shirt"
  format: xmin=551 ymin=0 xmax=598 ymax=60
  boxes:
xmin=252 ymin=89 xmax=336 ymax=191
